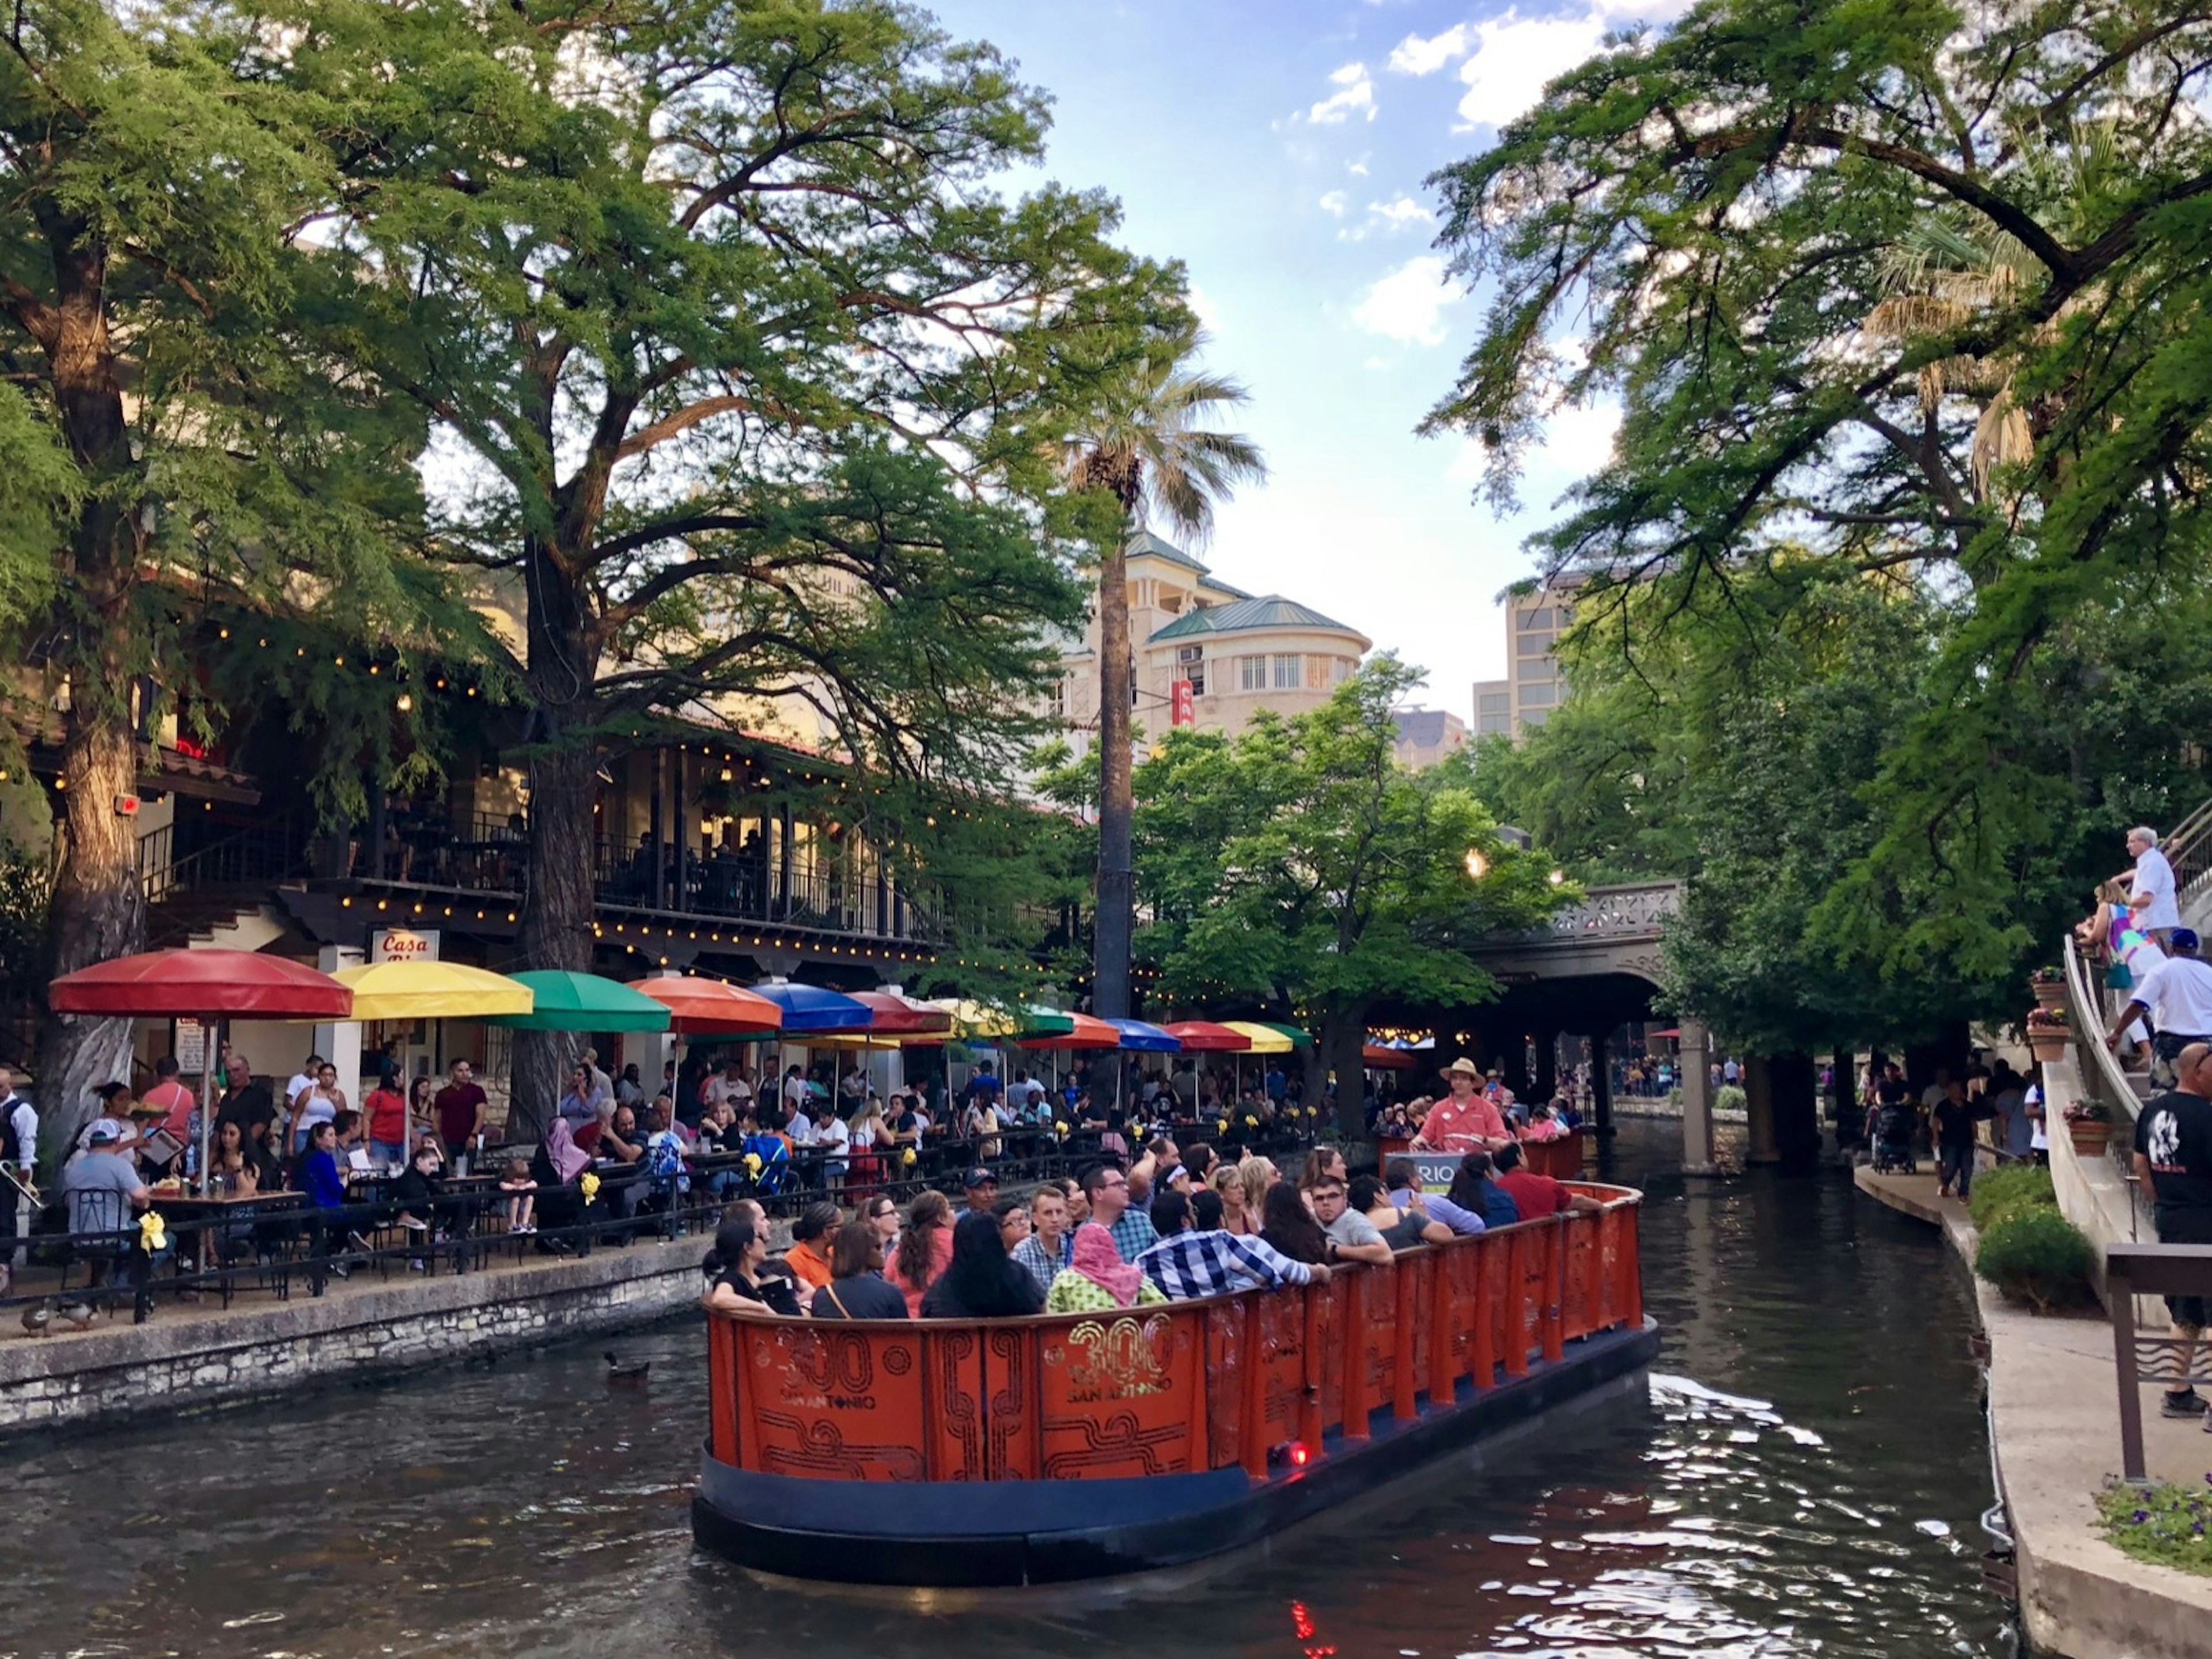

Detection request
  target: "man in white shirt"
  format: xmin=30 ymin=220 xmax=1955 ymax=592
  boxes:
xmin=0 ymin=1064 xmax=36 ymax=1295
xmin=703 ymin=1056 xmax=752 ymax=1115
xmin=2128 ymin=825 xmax=2183 ymax=948
xmin=2109 ymin=928 xmax=2212 ymax=1084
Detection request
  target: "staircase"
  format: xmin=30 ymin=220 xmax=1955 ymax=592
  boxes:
xmin=138 ymin=819 xmax=308 ymax=950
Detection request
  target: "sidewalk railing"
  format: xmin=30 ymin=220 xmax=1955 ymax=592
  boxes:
xmin=2105 ymin=1241 xmax=2212 ymax=1482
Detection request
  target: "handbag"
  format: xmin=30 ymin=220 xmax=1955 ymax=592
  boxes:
xmin=2105 ymin=960 xmax=2134 ymax=990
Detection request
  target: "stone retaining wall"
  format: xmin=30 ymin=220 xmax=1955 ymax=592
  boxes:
xmin=0 ymin=1238 xmax=713 ymax=1437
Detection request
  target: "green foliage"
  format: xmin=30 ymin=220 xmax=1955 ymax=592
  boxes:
xmin=1429 ymin=0 xmax=2212 ymax=1041
xmin=1974 ymin=1205 xmax=2094 ymax=1313
xmin=1132 ymin=656 xmax=1566 ymax=1065
xmin=2096 ymin=1480 xmax=2212 ymax=1578
xmin=1714 ymin=1084 xmax=1747 ymax=1116
xmin=1967 ymin=1164 xmax=2057 ymax=1233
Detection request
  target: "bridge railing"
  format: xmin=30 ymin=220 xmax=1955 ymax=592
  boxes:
xmin=1530 ymin=882 xmax=1681 ymax=942
xmin=704 ymin=1184 xmax=1644 ymax=1483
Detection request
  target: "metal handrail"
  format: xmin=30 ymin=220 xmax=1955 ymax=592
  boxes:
xmin=2063 ymin=930 xmax=2143 ymax=1128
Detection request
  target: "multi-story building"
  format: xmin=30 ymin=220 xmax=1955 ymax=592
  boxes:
xmin=1472 ymin=582 xmax=1576 ymax=739
xmin=1052 ymin=532 xmax=1372 ymax=757
xmin=1391 ymin=707 xmax=1468 ymax=770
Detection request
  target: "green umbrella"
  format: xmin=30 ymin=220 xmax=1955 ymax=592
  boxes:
xmin=484 ymin=969 xmax=674 ymax=1032
xmin=1260 ymin=1022 xmax=1314 ymax=1048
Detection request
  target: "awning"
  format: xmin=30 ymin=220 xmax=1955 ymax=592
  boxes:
xmin=48 ymin=948 xmax=350 ymax=1019
xmin=485 ymin=970 xmax=671 ymax=1033
xmin=1222 ymin=1020 xmax=1296 ymax=1055
xmin=751 ymin=982 xmax=873 ymax=1034
xmin=1362 ymin=1044 xmax=1418 ymax=1071
xmin=332 ymin=961 xmax=534 ymax=1021
xmin=1162 ymin=1020 xmax=1251 ymax=1052
xmin=627 ymin=975 xmax=783 ymax=1035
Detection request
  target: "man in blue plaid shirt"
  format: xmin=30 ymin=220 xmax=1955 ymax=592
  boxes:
xmin=1133 ymin=1190 xmax=1332 ymax=1300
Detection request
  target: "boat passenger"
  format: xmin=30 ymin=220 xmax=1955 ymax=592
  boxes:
xmin=1135 ymin=1188 xmax=1329 ymax=1300
xmin=918 ymin=1212 xmax=1045 ymax=1318
xmin=1383 ymin=1157 xmax=1484 ymax=1236
xmin=1082 ymin=1162 xmax=1157 ymax=1262
xmin=1047 ymin=1221 xmax=1166 ymax=1313
xmin=1493 ymin=1141 xmax=1605 ymax=1221
xmin=1350 ymin=1173 xmax=1451 ymax=1250
xmin=1298 ymin=1145 xmax=1349 ymax=1195
xmin=1190 ymin=1189 xmax=1225 ymax=1230
xmin=1308 ymin=1175 xmax=1395 ymax=1266
xmin=1258 ymin=1183 xmax=1330 ymax=1265
xmin=1210 ymin=1162 xmax=1254 ymax=1234
xmin=702 ymin=1218 xmax=802 ymax=1317
xmin=1449 ymin=1153 xmax=1520 ymax=1231
xmin=890 ymin=1190 xmax=955 ymax=1318
xmin=1238 ymin=1155 xmax=1279 ymax=1222
xmin=809 ymin=1219 xmax=910 ymax=1320
xmin=1013 ymin=1181 xmax=1074 ymax=1294
xmin=783 ymin=1203 xmax=839 ymax=1291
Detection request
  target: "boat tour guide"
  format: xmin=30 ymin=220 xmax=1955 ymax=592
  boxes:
xmin=1410 ymin=1056 xmax=1515 ymax=1154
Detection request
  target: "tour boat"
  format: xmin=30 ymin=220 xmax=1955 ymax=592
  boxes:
xmin=692 ymin=1181 xmax=1657 ymax=1586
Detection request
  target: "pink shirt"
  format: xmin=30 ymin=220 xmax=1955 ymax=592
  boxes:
xmin=142 ymin=1081 xmax=195 ymax=1139
xmin=1416 ymin=1093 xmax=1509 ymax=1152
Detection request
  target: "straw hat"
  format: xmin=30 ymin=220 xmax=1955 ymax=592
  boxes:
xmin=1441 ymin=1056 xmax=1482 ymax=1080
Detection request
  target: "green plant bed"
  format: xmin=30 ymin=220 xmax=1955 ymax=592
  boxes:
xmin=1714 ymin=1084 xmax=1747 ymax=1115
xmin=2095 ymin=1480 xmax=2212 ymax=1576
xmin=1974 ymin=1206 xmax=2095 ymax=1313
xmin=1968 ymin=1164 xmax=2056 ymax=1232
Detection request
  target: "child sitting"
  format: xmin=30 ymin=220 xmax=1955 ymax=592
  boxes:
xmin=499 ymin=1156 xmax=537 ymax=1234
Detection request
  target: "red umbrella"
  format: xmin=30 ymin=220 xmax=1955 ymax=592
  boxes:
xmin=626 ymin=976 xmax=783 ymax=1035
xmin=48 ymin=948 xmax=351 ymax=1018
xmin=845 ymin=991 xmax=952 ymax=1037
xmin=48 ymin=948 xmax=353 ymax=1192
xmin=1363 ymin=1044 xmax=1417 ymax=1071
xmin=1162 ymin=1020 xmax=1251 ymax=1052
xmin=1021 ymin=1013 xmax=1122 ymax=1051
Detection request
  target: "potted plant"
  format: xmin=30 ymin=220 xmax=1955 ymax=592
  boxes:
xmin=2029 ymin=966 xmax=2067 ymax=1009
xmin=2063 ymin=1099 xmax=2113 ymax=1156
xmin=2025 ymin=1006 xmax=2071 ymax=1063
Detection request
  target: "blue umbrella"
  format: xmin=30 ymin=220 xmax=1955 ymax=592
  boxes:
xmin=751 ymin=982 xmax=873 ymax=1033
xmin=1107 ymin=1018 xmax=1181 ymax=1053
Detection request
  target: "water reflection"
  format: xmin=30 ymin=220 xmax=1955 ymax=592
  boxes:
xmin=0 ymin=1122 xmax=2005 ymax=1659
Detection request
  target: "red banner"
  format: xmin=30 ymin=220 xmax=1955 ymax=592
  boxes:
xmin=1171 ymin=679 xmax=1195 ymax=727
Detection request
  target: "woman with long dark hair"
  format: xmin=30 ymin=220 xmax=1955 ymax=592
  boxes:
xmin=1448 ymin=1152 xmax=1520 ymax=1230
xmin=918 ymin=1211 xmax=1045 ymax=1319
xmin=1260 ymin=1181 xmax=1330 ymax=1265
xmin=891 ymin=1189 xmax=955 ymax=1318
xmin=701 ymin=1218 xmax=802 ymax=1316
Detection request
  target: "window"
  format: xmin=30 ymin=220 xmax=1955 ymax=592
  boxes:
xmin=1240 ymin=654 xmax=1266 ymax=691
xmin=1477 ymin=712 xmax=1512 ymax=734
xmin=1273 ymin=654 xmax=1301 ymax=689
xmin=1518 ymin=607 xmax=1555 ymax=631
xmin=1516 ymin=654 xmax=1554 ymax=681
xmin=1334 ymin=657 xmax=1354 ymax=684
xmin=1520 ymin=681 xmax=1558 ymax=707
xmin=1177 ymin=646 xmax=1207 ymax=696
xmin=1478 ymin=691 xmax=1510 ymax=714
xmin=1048 ymin=676 xmax=1068 ymax=719
xmin=1128 ymin=664 xmax=1139 ymax=707
xmin=1306 ymin=655 xmax=1330 ymax=690
xmin=1520 ymin=707 xmax=1550 ymax=728
xmin=1517 ymin=630 xmax=1554 ymax=656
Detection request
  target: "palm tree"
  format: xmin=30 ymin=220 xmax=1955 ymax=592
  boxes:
xmin=1057 ymin=341 xmax=1266 ymax=1018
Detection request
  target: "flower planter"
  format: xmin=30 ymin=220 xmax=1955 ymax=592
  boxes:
xmin=2031 ymin=982 xmax=2067 ymax=1010
xmin=2027 ymin=1033 xmax=2070 ymax=1064
xmin=2069 ymin=1122 xmax=2113 ymax=1157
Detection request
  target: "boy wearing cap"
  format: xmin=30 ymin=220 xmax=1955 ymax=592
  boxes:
xmin=61 ymin=1126 xmax=151 ymax=1245
xmin=963 ymin=1167 xmax=998 ymax=1215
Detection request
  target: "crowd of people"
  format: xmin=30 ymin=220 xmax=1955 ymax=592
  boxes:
xmin=700 ymin=1058 xmax=1609 ymax=1324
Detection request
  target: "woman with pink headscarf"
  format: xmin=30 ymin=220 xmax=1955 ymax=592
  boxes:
xmin=1045 ymin=1222 xmax=1166 ymax=1313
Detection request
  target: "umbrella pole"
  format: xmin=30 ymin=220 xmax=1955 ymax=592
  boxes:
xmin=198 ymin=1014 xmax=216 ymax=1198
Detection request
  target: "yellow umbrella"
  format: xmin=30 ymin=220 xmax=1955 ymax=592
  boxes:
xmin=331 ymin=960 xmax=535 ymax=1020
xmin=928 ymin=999 xmax=1017 ymax=1039
xmin=1222 ymin=1021 xmax=1295 ymax=1054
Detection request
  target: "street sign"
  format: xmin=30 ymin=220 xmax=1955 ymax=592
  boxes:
xmin=370 ymin=927 xmax=441 ymax=964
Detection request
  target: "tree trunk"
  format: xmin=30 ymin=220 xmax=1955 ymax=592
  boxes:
xmin=1318 ymin=1009 xmax=1365 ymax=1142
xmin=1093 ymin=530 xmax=1133 ymax=1020
xmin=513 ymin=551 xmax=602 ymax=1138
xmin=34 ymin=714 xmax=144 ymax=1164
xmin=1769 ymin=1050 xmax=1822 ymax=1171
xmin=32 ymin=221 xmax=145 ymax=1165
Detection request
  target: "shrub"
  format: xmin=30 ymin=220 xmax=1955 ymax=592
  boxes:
xmin=1975 ymin=1206 xmax=2094 ymax=1313
xmin=1714 ymin=1084 xmax=1747 ymax=1115
xmin=1968 ymin=1165 xmax=2056 ymax=1232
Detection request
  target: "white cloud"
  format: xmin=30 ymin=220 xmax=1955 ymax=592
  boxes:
xmin=1347 ymin=157 xmax=1371 ymax=176
xmin=1369 ymin=195 xmax=1434 ymax=229
xmin=1389 ymin=24 xmax=1472 ymax=75
xmin=1389 ymin=4 xmax=1697 ymax=130
xmin=1186 ymin=284 xmax=1224 ymax=335
xmin=1319 ymin=190 xmax=1350 ymax=217
xmin=1353 ymin=255 xmax=1462 ymax=346
xmin=1308 ymin=61 xmax=1377 ymax=124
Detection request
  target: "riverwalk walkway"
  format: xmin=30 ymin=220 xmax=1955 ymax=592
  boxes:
xmin=1856 ymin=1164 xmax=2212 ymax=1659
xmin=0 ymin=1228 xmax=729 ymax=1437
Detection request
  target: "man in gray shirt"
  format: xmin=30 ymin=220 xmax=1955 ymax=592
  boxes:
xmin=62 ymin=1128 xmax=150 ymax=1240
xmin=1309 ymin=1175 xmax=1393 ymax=1265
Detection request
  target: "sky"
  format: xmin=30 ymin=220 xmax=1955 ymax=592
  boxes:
xmin=925 ymin=0 xmax=1687 ymax=718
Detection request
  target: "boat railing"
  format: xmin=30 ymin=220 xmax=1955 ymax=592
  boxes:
xmin=703 ymin=1183 xmax=1645 ymax=1484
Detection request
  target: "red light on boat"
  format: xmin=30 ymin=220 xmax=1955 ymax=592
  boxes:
xmin=1288 ymin=1441 xmax=1310 ymax=1468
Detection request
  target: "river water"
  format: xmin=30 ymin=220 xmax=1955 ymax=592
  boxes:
xmin=1 ymin=1121 xmax=2007 ymax=1659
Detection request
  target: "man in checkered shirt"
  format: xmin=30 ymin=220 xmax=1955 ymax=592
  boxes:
xmin=1133 ymin=1190 xmax=1333 ymax=1300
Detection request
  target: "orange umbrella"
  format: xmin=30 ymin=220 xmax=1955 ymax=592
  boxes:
xmin=1020 ymin=1012 xmax=1122 ymax=1051
xmin=626 ymin=976 xmax=783 ymax=1035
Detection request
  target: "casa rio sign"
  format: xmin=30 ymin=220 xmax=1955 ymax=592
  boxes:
xmin=370 ymin=927 xmax=441 ymax=964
